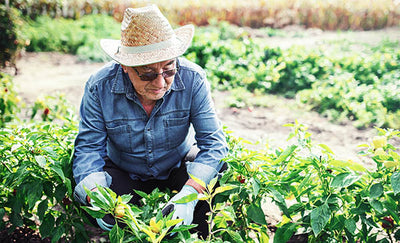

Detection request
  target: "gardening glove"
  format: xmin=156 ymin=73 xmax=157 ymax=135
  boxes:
xmin=88 ymin=191 xmax=115 ymax=231
xmin=96 ymin=216 xmax=114 ymax=231
xmin=163 ymin=185 xmax=199 ymax=226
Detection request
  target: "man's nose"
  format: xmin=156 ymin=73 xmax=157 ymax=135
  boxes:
xmin=151 ymin=74 xmax=165 ymax=88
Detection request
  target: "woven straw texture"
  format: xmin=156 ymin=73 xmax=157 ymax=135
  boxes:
xmin=100 ymin=5 xmax=194 ymax=67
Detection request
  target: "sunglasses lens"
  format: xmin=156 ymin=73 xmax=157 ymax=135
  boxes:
xmin=141 ymin=73 xmax=158 ymax=81
xmin=163 ymin=69 xmax=176 ymax=78
xmin=138 ymin=68 xmax=177 ymax=81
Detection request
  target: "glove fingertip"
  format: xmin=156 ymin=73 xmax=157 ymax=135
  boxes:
xmin=162 ymin=204 xmax=175 ymax=217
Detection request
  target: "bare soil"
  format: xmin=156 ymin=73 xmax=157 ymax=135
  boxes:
xmin=10 ymin=26 xmax=400 ymax=166
xmin=2 ymin=26 xmax=400 ymax=241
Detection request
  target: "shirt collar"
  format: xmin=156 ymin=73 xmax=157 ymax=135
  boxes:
xmin=111 ymin=65 xmax=133 ymax=94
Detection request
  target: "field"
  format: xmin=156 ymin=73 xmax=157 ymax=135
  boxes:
xmin=10 ymin=26 xmax=400 ymax=164
xmin=1 ymin=1 xmax=400 ymax=242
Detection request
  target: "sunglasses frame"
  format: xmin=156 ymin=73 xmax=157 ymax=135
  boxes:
xmin=132 ymin=66 xmax=179 ymax=82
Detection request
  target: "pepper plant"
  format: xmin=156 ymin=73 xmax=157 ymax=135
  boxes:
xmin=80 ymin=123 xmax=400 ymax=242
xmin=0 ymin=106 xmax=88 ymax=242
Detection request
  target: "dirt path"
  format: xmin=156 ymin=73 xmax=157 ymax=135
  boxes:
xmin=5 ymin=26 xmax=400 ymax=175
xmin=10 ymin=50 xmax=378 ymax=168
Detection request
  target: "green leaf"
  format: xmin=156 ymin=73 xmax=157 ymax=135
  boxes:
xmin=344 ymin=218 xmax=357 ymax=235
xmin=370 ymin=199 xmax=384 ymax=214
xmin=83 ymin=206 xmax=106 ymax=219
xmin=214 ymin=185 xmax=237 ymax=195
xmin=329 ymin=159 xmax=366 ymax=172
xmin=174 ymin=193 xmax=198 ymax=204
xmin=110 ymin=225 xmax=124 ymax=243
xmin=251 ymin=177 xmax=261 ymax=196
xmin=391 ymin=172 xmax=400 ymax=195
xmin=207 ymin=176 xmax=218 ymax=192
xmin=39 ymin=213 xmax=55 ymax=238
xmin=170 ymin=224 xmax=196 ymax=233
xmin=133 ymin=190 xmax=148 ymax=199
xmin=247 ymin=203 xmax=267 ymax=225
xmin=189 ymin=173 xmax=206 ymax=189
xmin=273 ymin=222 xmax=297 ymax=243
xmin=37 ymin=200 xmax=48 ymax=221
xmin=54 ymin=184 xmax=67 ymax=202
xmin=269 ymin=188 xmax=285 ymax=204
xmin=394 ymin=229 xmax=400 ymax=241
xmin=319 ymin=143 xmax=334 ymax=154
xmin=50 ymin=164 xmax=65 ymax=181
xmin=369 ymin=183 xmax=383 ymax=199
xmin=330 ymin=172 xmax=360 ymax=189
xmin=51 ymin=227 xmax=64 ymax=243
xmin=274 ymin=145 xmax=297 ymax=164
xmin=27 ymin=183 xmax=43 ymax=210
xmin=311 ymin=203 xmax=331 ymax=236
xmin=166 ymin=218 xmax=183 ymax=228
xmin=227 ymin=230 xmax=243 ymax=242
xmin=120 ymin=194 xmax=133 ymax=204
xmin=35 ymin=155 xmax=47 ymax=168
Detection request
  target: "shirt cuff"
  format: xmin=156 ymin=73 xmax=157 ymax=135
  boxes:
xmin=73 ymin=171 xmax=112 ymax=205
xmin=186 ymin=162 xmax=218 ymax=185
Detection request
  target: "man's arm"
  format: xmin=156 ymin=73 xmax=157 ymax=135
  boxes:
xmin=187 ymin=70 xmax=229 ymax=186
xmin=72 ymin=79 xmax=110 ymax=205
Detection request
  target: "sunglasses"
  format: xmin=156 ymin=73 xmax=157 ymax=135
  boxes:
xmin=133 ymin=67 xmax=179 ymax=81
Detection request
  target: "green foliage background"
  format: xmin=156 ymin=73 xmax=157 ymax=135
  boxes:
xmin=18 ymin=15 xmax=400 ymax=129
xmin=1 ymin=2 xmax=400 ymax=241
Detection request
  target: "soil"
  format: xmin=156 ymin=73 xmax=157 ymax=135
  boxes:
xmin=2 ymin=26 xmax=400 ymax=241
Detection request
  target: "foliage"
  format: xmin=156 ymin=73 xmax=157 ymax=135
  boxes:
xmin=1 ymin=73 xmax=400 ymax=242
xmin=79 ymin=123 xmax=400 ymax=242
xmin=0 ymin=72 xmax=22 ymax=127
xmin=16 ymin=14 xmax=400 ymax=129
xmin=297 ymin=71 xmax=400 ymax=129
xmin=0 ymin=6 xmax=26 ymax=73
xmin=0 ymin=117 xmax=88 ymax=242
xmin=4 ymin=0 xmax=400 ymax=30
xmin=30 ymin=93 xmax=77 ymax=122
xmin=0 ymin=85 xmax=88 ymax=241
xmin=22 ymin=14 xmax=119 ymax=62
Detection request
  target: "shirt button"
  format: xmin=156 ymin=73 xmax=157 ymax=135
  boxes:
xmin=147 ymin=128 xmax=150 ymax=131
xmin=149 ymin=164 xmax=153 ymax=168
xmin=148 ymin=150 xmax=152 ymax=154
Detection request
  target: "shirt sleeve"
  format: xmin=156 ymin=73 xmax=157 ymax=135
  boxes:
xmin=187 ymin=71 xmax=229 ymax=185
xmin=72 ymin=78 xmax=110 ymax=204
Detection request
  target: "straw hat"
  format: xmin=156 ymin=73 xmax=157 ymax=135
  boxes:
xmin=100 ymin=5 xmax=194 ymax=67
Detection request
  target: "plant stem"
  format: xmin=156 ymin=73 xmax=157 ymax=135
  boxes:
xmin=1 ymin=160 xmax=13 ymax=173
xmin=206 ymin=198 xmax=214 ymax=241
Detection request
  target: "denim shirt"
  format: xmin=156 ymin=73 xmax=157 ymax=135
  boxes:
xmin=72 ymin=57 xmax=228 ymax=204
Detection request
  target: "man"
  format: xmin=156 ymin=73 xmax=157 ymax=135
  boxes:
xmin=72 ymin=4 xmax=228 ymax=238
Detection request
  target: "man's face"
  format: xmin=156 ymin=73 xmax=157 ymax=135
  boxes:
xmin=122 ymin=59 xmax=176 ymax=104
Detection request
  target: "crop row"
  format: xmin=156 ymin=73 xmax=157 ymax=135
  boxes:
xmin=1 ymin=76 xmax=400 ymax=241
xmin=5 ymin=15 xmax=399 ymax=129
xmin=5 ymin=0 xmax=400 ymax=30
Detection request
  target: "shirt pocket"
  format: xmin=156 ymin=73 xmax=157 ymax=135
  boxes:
xmin=163 ymin=115 xmax=189 ymax=150
xmin=106 ymin=124 xmax=134 ymax=153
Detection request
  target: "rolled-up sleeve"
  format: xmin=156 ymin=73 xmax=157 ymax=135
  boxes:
xmin=72 ymin=77 xmax=110 ymax=204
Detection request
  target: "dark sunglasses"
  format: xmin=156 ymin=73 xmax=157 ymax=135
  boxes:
xmin=133 ymin=67 xmax=179 ymax=81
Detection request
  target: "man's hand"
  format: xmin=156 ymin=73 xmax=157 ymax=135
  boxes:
xmin=86 ymin=187 xmax=99 ymax=203
xmin=163 ymin=185 xmax=199 ymax=225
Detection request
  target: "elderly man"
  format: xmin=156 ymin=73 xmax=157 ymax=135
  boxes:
xmin=72 ymin=4 xmax=228 ymax=238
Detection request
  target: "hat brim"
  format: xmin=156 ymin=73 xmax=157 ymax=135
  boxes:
xmin=100 ymin=24 xmax=194 ymax=67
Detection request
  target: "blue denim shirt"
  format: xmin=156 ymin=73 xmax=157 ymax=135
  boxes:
xmin=72 ymin=57 xmax=228 ymax=204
